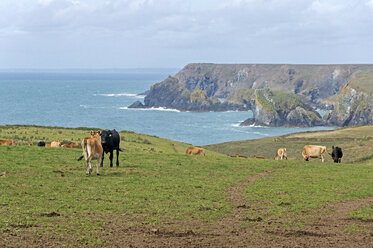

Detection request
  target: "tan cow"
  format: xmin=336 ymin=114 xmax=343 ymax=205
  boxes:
xmin=274 ymin=148 xmax=287 ymax=160
xmin=62 ymin=142 xmax=79 ymax=148
xmin=302 ymin=145 xmax=327 ymax=162
xmin=77 ymin=131 xmax=103 ymax=176
xmin=50 ymin=140 xmax=62 ymax=147
xmin=252 ymin=155 xmax=265 ymax=159
xmin=0 ymin=139 xmax=16 ymax=146
xmin=185 ymin=146 xmax=205 ymax=155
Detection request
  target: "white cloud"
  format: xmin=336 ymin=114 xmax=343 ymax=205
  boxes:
xmin=0 ymin=0 xmax=373 ymax=68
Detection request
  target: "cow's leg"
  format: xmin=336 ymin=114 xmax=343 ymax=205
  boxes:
xmin=109 ymin=151 xmax=113 ymax=167
xmin=116 ymin=148 xmax=119 ymax=167
xmin=86 ymin=160 xmax=92 ymax=176
xmin=321 ymin=155 xmax=324 ymax=162
xmin=96 ymin=157 xmax=100 ymax=176
xmin=100 ymin=153 xmax=105 ymax=167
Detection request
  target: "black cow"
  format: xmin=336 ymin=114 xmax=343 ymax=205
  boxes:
xmin=100 ymin=129 xmax=122 ymax=167
xmin=38 ymin=141 xmax=46 ymax=147
xmin=330 ymin=146 xmax=343 ymax=163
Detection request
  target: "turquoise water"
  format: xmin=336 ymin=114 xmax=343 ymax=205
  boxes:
xmin=0 ymin=71 xmax=335 ymax=145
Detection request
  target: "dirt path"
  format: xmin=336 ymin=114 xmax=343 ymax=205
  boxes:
xmin=102 ymin=165 xmax=373 ymax=247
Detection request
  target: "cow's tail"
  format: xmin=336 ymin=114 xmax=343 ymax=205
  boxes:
xmin=118 ymin=148 xmax=123 ymax=152
xmin=77 ymin=139 xmax=88 ymax=161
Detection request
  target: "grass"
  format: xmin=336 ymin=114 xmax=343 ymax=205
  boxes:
xmin=0 ymin=125 xmax=294 ymax=246
xmin=1 ymin=124 xmax=373 ymax=246
xmin=205 ymin=124 xmax=373 ymax=163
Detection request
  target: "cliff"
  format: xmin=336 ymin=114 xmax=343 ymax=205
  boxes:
xmin=323 ymin=73 xmax=373 ymax=126
xmin=129 ymin=63 xmax=373 ymax=127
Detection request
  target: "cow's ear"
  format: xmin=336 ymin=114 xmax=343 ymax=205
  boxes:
xmin=98 ymin=131 xmax=101 ymax=135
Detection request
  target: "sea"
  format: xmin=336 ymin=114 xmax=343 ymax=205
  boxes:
xmin=0 ymin=69 xmax=335 ymax=145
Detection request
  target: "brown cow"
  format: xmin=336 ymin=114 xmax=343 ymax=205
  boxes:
xmin=302 ymin=145 xmax=327 ymax=162
xmin=50 ymin=140 xmax=62 ymax=147
xmin=28 ymin=142 xmax=33 ymax=146
xmin=235 ymin=154 xmax=248 ymax=158
xmin=252 ymin=155 xmax=265 ymax=159
xmin=0 ymin=139 xmax=16 ymax=146
xmin=274 ymin=148 xmax=287 ymax=160
xmin=45 ymin=143 xmax=51 ymax=147
xmin=77 ymin=131 xmax=103 ymax=176
xmin=62 ymin=142 xmax=79 ymax=148
xmin=185 ymin=146 xmax=205 ymax=155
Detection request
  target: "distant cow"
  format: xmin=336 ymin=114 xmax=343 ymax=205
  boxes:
xmin=302 ymin=145 xmax=327 ymax=162
xmin=37 ymin=141 xmax=46 ymax=147
xmin=0 ymin=139 xmax=16 ymax=146
xmin=28 ymin=142 xmax=33 ymax=146
xmin=77 ymin=131 xmax=103 ymax=176
xmin=252 ymin=155 xmax=265 ymax=159
xmin=100 ymin=130 xmax=122 ymax=167
xmin=50 ymin=140 xmax=62 ymax=147
xmin=62 ymin=142 xmax=79 ymax=148
xmin=186 ymin=146 xmax=205 ymax=155
xmin=329 ymin=146 xmax=343 ymax=163
xmin=235 ymin=154 xmax=248 ymax=158
xmin=275 ymin=148 xmax=287 ymax=160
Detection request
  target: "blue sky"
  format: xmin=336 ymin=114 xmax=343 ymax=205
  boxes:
xmin=1 ymin=0 xmax=373 ymax=69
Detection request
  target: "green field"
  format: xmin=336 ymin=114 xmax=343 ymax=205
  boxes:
xmin=1 ymin=125 xmax=373 ymax=247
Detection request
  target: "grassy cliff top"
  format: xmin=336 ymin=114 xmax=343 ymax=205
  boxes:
xmin=205 ymin=124 xmax=373 ymax=163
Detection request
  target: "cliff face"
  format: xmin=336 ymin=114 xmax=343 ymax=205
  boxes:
xmin=239 ymin=89 xmax=323 ymax=127
xmin=323 ymin=74 xmax=373 ymax=126
xmin=129 ymin=64 xmax=373 ymax=127
xmin=174 ymin=63 xmax=373 ymax=108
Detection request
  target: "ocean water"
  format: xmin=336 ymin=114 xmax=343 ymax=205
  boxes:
xmin=0 ymin=70 xmax=335 ymax=145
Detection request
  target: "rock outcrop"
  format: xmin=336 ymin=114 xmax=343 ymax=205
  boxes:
xmin=323 ymin=75 xmax=373 ymax=126
xmin=129 ymin=64 xmax=373 ymax=127
xmin=238 ymin=89 xmax=323 ymax=127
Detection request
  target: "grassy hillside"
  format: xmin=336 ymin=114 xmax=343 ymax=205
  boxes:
xmin=1 ymin=125 xmax=373 ymax=247
xmin=205 ymin=125 xmax=373 ymax=163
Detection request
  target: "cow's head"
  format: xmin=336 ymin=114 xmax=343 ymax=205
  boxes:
xmin=100 ymin=130 xmax=114 ymax=146
xmin=90 ymin=130 xmax=101 ymax=137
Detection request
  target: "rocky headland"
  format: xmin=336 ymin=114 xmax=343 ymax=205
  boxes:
xmin=129 ymin=64 xmax=373 ymax=127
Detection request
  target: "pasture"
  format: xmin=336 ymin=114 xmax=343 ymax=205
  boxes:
xmin=1 ymin=125 xmax=373 ymax=247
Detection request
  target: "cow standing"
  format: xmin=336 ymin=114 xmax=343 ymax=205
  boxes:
xmin=302 ymin=145 xmax=326 ymax=162
xmin=274 ymin=148 xmax=287 ymax=160
xmin=100 ymin=129 xmax=122 ymax=167
xmin=330 ymin=146 xmax=343 ymax=163
xmin=77 ymin=131 xmax=103 ymax=176
xmin=185 ymin=146 xmax=205 ymax=155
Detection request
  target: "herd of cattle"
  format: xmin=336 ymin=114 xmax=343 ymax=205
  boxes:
xmin=0 ymin=132 xmax=343 ymax=176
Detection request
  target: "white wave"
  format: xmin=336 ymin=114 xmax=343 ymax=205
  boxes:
xmin=231 ymin=123 xmax=241 ymax=127
xmin=94 ymin=93 xmax=144 ymax=98
xmin=253 ymin=131 xmax=269 ymax=136
xmin=119 ymin=107 xmax=181 ymax=112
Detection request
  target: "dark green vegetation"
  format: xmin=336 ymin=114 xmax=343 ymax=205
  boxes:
xmin=1 ymin=125 xmax=373 ymax=247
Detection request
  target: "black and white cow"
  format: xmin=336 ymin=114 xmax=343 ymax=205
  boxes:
xmin=330 ymin=146 xmax=343 ymax=163
xmin=100 ymin=129 xmax=122 ymax=167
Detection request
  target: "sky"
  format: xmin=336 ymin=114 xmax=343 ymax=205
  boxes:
xmin=1 ymin=0 xmax=373 ymax=69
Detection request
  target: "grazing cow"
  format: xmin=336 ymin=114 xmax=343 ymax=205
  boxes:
xmin=302 ymin=145 xmax=327 ymax=162
xmin=50 ymin=140 xmax=62 ymax=147
xmin=0 ymin=139 xmax=16 ymax=146
xmin=235 ymin=154 xmax=248 ymax=158
xmin=77 ymin=131 xmax=103 ymax=176
xmin=38 ymin=141 xmax=46 ymax=147
xmin=100 ymin=130 xmax=122 ymax=167
xmin=329 ymin=146 xmax=343 ymax=163
xmin=252 ymin=155 xmax=265 ymax=159
xmin=185 ymin=146 xmax=205 ymax=155
xmin=62 ymin=142 xmax=79 ymax=148
xmin=28 ymin=142 xmax=33 ymax=146
xmin=275 ymin=148 xmax=287 ymax=160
